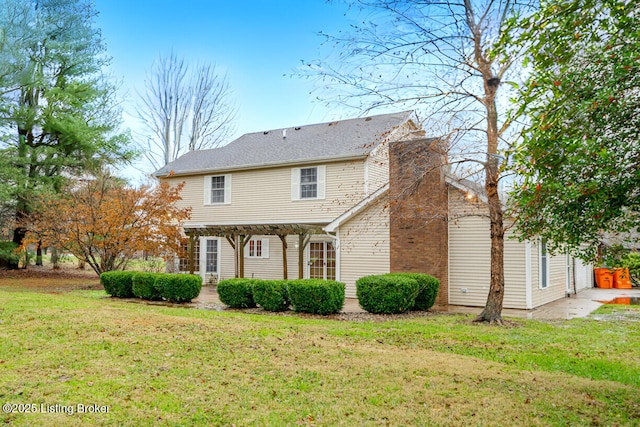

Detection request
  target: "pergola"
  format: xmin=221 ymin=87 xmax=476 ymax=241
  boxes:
xmin=183 ymin=222 xmax=330 ymax=279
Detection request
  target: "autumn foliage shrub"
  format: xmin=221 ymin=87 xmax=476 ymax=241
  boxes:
xmin=287 ymin=279 xmax=345 ymax=315
xmin=132 ymin=272 xmax=163 ymax=301
xmin=155 ymin=274 xmax=202 ymax=303
xmin=252 ymin=280 xmax=290 ymax=312
xmin=386 ymin=273 xmax=440 ymax=310
xmin=100 ymin=271 xmax=137 ymax=298
xmin=217 ymin=278 xmax=258 ymax=308
xmin=356 ymin=274 xmax=420 ymax=314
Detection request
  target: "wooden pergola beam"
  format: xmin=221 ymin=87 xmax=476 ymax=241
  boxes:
xmin=278 ymin=234 xmax=288 ymax=280
xmin=188 ymin=234 xmax=196 ymax=275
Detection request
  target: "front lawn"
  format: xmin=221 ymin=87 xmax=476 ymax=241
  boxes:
xmin=0 ymin=283 xmax=638 ymax=426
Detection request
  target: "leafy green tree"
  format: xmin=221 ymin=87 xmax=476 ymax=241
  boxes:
xmin=507 ymin=0 xmax=640 ymax=262
xmin=0 ymin=0 xmax=132 ymax=268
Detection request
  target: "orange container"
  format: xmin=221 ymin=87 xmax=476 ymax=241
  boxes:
xmin=613 ymin=297 xmax=631 ymax=305
xmin=594 ymin=268 xmax=614 ymax=288
xmin=613 ymin=268 xmax=633 ymax=289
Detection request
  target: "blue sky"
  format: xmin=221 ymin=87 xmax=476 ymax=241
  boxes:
xmin=93 ymin=0 xmax=360 ymax=145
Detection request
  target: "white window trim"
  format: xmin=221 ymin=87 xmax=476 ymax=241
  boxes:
xmin=291 ymin=165 xmax=325 ymax=201
xmin=244 ymin=238 xmax=270 ymax=259
xmin=199 ymin=237 xmax=220 ymax=277
xmin=203 ymin=174 xmax=232 ymax=205
xmin=539 ymin=239 xmax=549 ymax=289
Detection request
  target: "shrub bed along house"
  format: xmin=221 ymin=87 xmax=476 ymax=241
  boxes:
xmin=155 ymin=273 xmax=203 ymax=303
xmin=100 ymin=271 xmax=137 ymax=298
xmin=287 ymin=279 xmax=345 ymax=315
xmin=132 ymin=272 xmax=163 ymax=301
xmin=101 ymin=271 xmax=202 ymax=303
xmin=356 ymin=274 xmax=420 ymax=314
xmin=217 ymin=278 xmax=258 ymax=308
xmin=252 ymin=280 xmax=290 ymax=312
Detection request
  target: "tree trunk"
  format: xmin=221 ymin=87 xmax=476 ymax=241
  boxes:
xmin=36 ymin=240 xmax=43 ymax=266
xmin=474 ymin=75 xmax=506 ymax=324
xmin=51 ymin=247 xmax=60 ymax=270
xmin=8 ymin=225 xmax=26 ymax=270
xmin=475 ymin=174 xmax=505 ymax=323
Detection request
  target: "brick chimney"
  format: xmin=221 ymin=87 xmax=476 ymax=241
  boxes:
xmin=389 ymin=138 xmax=449 ymax=306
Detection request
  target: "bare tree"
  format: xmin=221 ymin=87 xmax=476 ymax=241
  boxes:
xmin=307 ymin=0 xmax=533 ymax=323
xmin=137 ymin=52 xmax=237 ymax=171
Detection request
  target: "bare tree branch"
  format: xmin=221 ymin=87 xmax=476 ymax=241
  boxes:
xmin=136 ymin=52 xmax=237 ymax=171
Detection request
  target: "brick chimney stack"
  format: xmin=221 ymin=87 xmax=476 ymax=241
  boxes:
xmin=389 ymin=138 xmax=449 ymax=306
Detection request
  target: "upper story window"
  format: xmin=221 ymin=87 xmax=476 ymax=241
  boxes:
xmin=291 ymin=165 xmax=325 ymax=201
xmin=204 ymin=174 xmax=231 ymax=205
xmin=300 ymin=167 xmax=317 ymax=198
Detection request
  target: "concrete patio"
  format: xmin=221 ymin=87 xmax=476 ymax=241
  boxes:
xmin=193 ymin=286 xmax=640 ymax=320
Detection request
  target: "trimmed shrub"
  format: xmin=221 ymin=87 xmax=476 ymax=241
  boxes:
xmin=252 ymin=280 xmax=290 ymax=312
xmin=217 ymin=278 xmax=258 ymax=308
xmin=288 ymin=279 xmax=345 ymax=315
xmin=387 ymin=273 xmax=440 ymax=311
xmin=100 ymin=271 xmax=137 ymax=298
xmin=356 ymin=274 xmax=420 ymax=314
xmin=155 ymin=274 xmax=202 ymax=303
xmin=132 ymin=272 xmax=163 ymax=301
xmin=156 ymin=273 xmax=203 ymax=303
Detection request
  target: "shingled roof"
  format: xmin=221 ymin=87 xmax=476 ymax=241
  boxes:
xmin=154 ymin=110 xmax=417 ymax=177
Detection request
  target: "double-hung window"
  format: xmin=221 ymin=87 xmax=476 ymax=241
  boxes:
xmin=291 ymin=166 xmax=325 ymax=200
xmin=300 ymin=167 xmax=317 ymax=199
xmin=204 ymin=174 xmax=231 ymax=205
xmin=205 ymin=239 xmax=218 ymax=273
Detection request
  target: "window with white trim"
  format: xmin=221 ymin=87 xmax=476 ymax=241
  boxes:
xmin=245 ymin=238 xmax=270 ymax=259
xmin=291 ymin=166 xmax=325 ymax=200
xmin=204 ymin=174 xmax=231 ymax=205
xmin=205 ymin=239 xmax=219 ymax=273
xmin=539 ymin=238 xmax=549 ymax=289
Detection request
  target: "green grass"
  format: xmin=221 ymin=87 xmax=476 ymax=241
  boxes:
xmin=1 ymin=289 xmax=639 ymax=426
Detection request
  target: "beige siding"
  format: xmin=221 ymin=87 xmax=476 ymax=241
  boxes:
xmin=165 ymin=159 xmax=366 ymax=224
xmin=448 ymin=189 xmax=528 ymax=309
xmin=366 ymin=142 xmax=389 ymax=195
xmin=530 ymin=243 xmax=568 ymax=307
xmin=338 ymin=195 xmax=391 ymax=298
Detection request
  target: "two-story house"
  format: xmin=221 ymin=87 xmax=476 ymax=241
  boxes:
xmin=154 ymin=111 xmax=593 ymax=309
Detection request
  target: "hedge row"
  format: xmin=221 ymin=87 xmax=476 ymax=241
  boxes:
xmin=100 ymin=271 xmax=202 ymax=303
xmin=217 ymin=278 xmax=345 ymax=315
xmin=356 ymin=273 xmax=440 ymax=314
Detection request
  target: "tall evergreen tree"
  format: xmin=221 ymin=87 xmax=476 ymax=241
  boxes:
xmin=0 ymin=0 xmax=132 ymax=268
